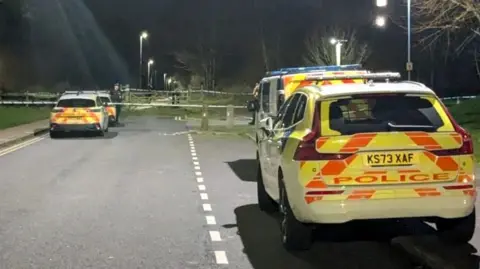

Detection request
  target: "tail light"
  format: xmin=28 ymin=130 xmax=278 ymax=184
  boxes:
xmin=431 ymin=101 xmax=473 ymax=156
xmin=293 ymin=103 xmax=352 ymax=161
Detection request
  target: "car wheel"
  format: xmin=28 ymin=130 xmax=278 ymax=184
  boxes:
xmin=279 ymin=181 xmax=313 ymax=251
xmin=257 ymin=160 xmax=277 ymax=213
xmin=435 ymin=209 xmax=475 ymax=244
xmin=49 ymin=131 xmax=61 ymax=139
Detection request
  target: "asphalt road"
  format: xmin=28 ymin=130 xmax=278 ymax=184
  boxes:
xmin=0 ymin=116 xmax=478 ymax=268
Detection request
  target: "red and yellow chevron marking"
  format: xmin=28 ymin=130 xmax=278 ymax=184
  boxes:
xmin=50 ymin=108 xmax=101 ymax=125
xmin=303 ymin=185 xmax=475 ymax=204
xmin=282 ymin=70 xmax=367 ymax=98
xmin=298 ymin=130 xmax=474 ymax=191
xmin=106 ymin=106 xmax=116 ymax=118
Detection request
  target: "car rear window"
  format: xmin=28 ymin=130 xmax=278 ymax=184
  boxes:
xmin=57 ymin=98 xmax=96 ymax=108
xmin=100 ymin=97 xmax=111 ymax=103
xmin=326 ymin=94 xmax=447 ymax=135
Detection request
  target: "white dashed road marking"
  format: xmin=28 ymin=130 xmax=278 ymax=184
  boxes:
xmin=206 ymin=216 xmax=216 ymax=225
xmin=215 ymin=251 xmax=229 ymax=264
xmin=202 ymin=204 xmax=212 ymax=211
xmin=187 ymin=133 xmax=229 ymax=265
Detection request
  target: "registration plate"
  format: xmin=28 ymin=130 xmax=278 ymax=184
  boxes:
xmin=363 ymin=152 xmax=418 ymax=166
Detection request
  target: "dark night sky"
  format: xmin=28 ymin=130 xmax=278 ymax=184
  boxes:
xmin=0 ymin=0 xmax=478 ymax=95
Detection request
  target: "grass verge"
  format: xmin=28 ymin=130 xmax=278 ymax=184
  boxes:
xmin=448 ymin=98 xmax=480 ymax=159
xmin=0 ymin=107 xmax=50 ymax=130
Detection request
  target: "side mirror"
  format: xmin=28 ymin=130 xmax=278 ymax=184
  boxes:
xmin=259 ymin=117 xmax=273 ymax=135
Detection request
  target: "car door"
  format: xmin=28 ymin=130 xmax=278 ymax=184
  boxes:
xmin=270 ymin=93 xmax=308 ymax=182
xmin=259 ymin=95 xmax=293 ymax=194
xmin=264 ymin=94 xmax=301 ymax=197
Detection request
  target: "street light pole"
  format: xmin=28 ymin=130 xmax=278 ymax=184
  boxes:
xmin=407 ymin=0 xmax=412 ymax=80
xmin=147 ymin=59 xmax=154 ymax=88
xmin=330 ymin=38 xmax=347 ymax=65
xmin=139 ymin=31 xmax=148 ymax=89
xmin=163 ymin=73 xmax=167 ymax=91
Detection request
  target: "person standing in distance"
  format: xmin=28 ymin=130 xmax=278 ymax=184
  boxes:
xmin=249 ymin=83 xmax=260 ymax=125
xmin=110 ymin=83 xmax=123 ymax=124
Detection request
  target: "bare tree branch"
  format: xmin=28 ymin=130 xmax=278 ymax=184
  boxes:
xmin=302 ymin=26 xmax=370 ymax=66
xmin=411 ymin=0 xmax=480 ymax=51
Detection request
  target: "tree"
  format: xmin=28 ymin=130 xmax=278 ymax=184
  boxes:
xmin=412 ymin=0 xmax=480 ymax=51
xmin=302 ymin=27 xmax=370 ymax=66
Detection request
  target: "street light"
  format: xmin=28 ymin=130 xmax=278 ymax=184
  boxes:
xmin=374 ymin=0 xmax=412 ymax=80
xmin=330 ymin=38 xmax=347 ymax=65
xmin=139 ymin=31 xmax=148 ymax=89
xmin=167 ymin=78 xmax=172 ymax=91
xmin=376 ymin=0 xmax=387 ymax=7
xmin=147 ymin=59 xmax=154 ymax=88
xmin=375 ymin=15 xmax=386 ymax=27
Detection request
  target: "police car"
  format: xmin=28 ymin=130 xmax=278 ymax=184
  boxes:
xmin=255 ymin=71 xmax=476 ymax=250
xmin=96 ymin=92 xmax=117 ymax=124
xmin=49 ymin=91 xmax=109 ymax=138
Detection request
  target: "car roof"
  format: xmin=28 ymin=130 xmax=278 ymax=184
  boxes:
xmin=300 ymin=81 xmax=436 ymax=98
xmin=58 ymin=93 xmax=98 ymax=100
xmin=97 ymin=93 xmax=111 ymax=98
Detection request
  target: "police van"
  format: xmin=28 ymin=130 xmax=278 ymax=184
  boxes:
xmin=248 ymin=64 xmax=368 ymax=144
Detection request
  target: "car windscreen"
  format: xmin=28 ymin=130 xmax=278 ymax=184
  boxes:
xmin=100 ymin=97 xmax=111 ymax=103
xmin=57 ymin=98 xmax=96 ymax=108
xmin=324 ymin=94 xmax=448 ymax=135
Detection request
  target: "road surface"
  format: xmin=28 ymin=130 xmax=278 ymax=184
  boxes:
xmin=0 ymin=116 xmax=478 ymax=268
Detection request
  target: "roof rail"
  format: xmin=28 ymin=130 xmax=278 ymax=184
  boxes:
xmin=62 ymin=90 xmax=108 ymax=95
xmin=305 ymin=72 xmax=401 ymax=81
xmin=398 ymin=80 xmax=426 ymax=87
xmin=265 ymin=64 xmax=362 ymax=77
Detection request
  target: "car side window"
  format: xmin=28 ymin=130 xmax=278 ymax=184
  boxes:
xmin=260 ymin=81 xmax=270 ymax=113
xmin=279 ymin=94 xmax=301 ymax=129
xmin=292 ymin=94 xmax=307 ymax=125
xmin=273 ymin=94 xmax=293 ymax=128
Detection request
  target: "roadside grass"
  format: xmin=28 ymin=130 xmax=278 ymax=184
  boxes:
xmin=0 ymin=107 xmax=50 ymax=129
xmin=448 ymin=98 xmax=480 ymax=159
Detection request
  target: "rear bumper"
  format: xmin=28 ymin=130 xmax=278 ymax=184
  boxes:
xmin=291 ymin=191 xmax=476 ymax=224
xmin=50 ymin=123 xmax=101 ymax=132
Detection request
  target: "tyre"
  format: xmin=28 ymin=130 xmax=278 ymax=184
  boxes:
xmin=257 ymin=160 xmax=277 ymax=213
xmin=49 ymin=131 xmax=61 ymax=139
xmin=279 ymin=181 xmax=313 ymax=251
xmin=435 ymin=209 xmax=475 ymax=244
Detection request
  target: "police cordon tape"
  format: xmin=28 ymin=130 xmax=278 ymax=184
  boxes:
xmin=1 ymin=89 xmax=252 ymax=97
xmin=0 ymin=100 xmax=247 ymax=108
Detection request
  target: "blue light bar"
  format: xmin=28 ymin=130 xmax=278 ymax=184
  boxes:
xmin=265 ymin=64 xmax=362 ymax=77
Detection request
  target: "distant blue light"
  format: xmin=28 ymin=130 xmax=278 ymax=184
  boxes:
xmin=265 ymin=64 xmax=362 ymax=77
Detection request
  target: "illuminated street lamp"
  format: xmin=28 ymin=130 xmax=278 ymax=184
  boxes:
xmin=376 ymin=0 xmax=387 ymax=7
xmin=139 ymin=31 xmax=148 ymax=89
xmin=374 ymin=0 xmax=412 ymax=80
xmin=375 ymin=15 xmax=386 ymax=27
xmin=330 ymin=38 xmax=347 ymax=65
xmin=147 ymin=59 xmax=154 ymax=88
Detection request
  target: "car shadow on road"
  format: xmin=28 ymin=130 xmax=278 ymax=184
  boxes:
xmin=52 ymin=131 xmax=118 ymax=140
xmin=230 ymin=204 xmax=479 ymax=269
xmin=226 ymin=159 xmax=257 ymax=182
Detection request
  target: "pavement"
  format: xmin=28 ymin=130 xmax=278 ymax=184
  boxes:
xmin=0 ymin=119 xmax=49 ymax=148
xmin=0 ymin=116 xmax=478 ymax=268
